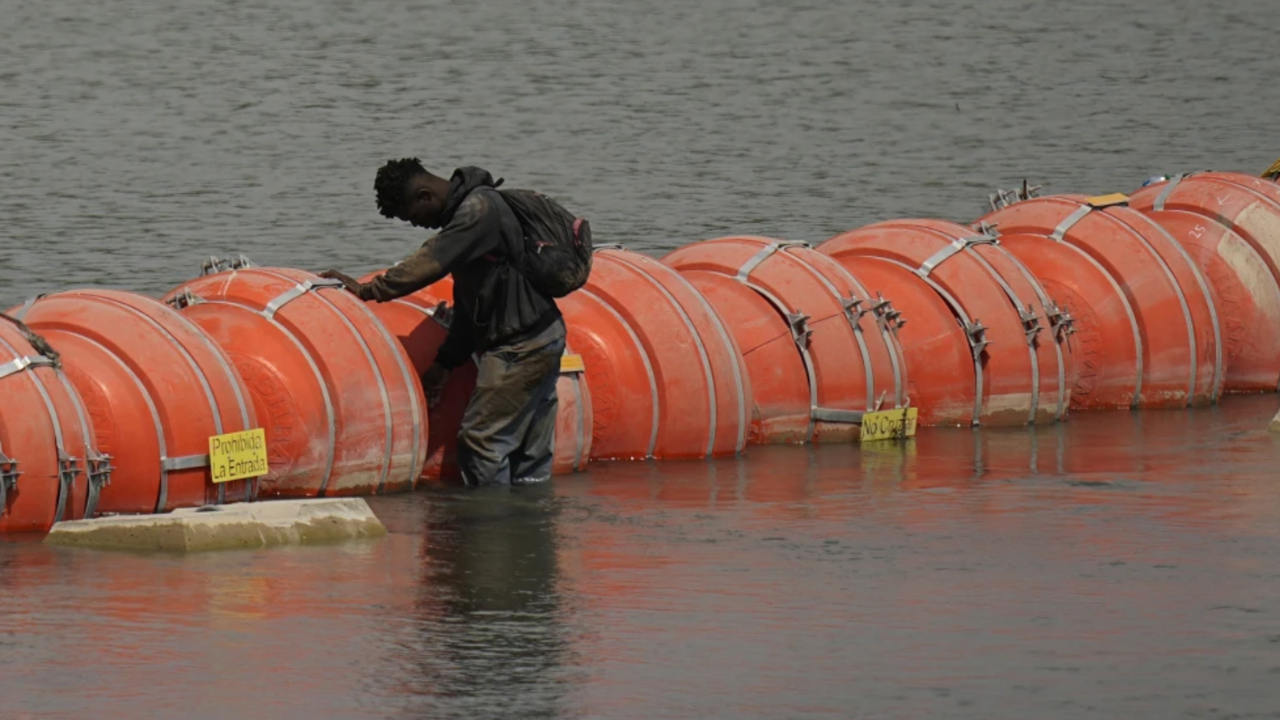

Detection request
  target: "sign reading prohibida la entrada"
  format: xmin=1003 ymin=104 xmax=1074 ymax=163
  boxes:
xmin=209 ymin=428 xmax=269 ymax=483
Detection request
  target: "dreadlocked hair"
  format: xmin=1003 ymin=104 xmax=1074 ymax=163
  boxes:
xmin=375 ymin=158 xmax=429 ymax=218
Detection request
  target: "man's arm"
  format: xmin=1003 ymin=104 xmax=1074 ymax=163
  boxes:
xmin=359 ymin=191 xmax=504 ymax=302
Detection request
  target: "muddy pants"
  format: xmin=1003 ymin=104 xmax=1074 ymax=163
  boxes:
xmin=456 ymin=319 xmax=565 ymax=488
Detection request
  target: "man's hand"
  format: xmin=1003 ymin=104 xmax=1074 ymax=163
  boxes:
xmin=422 ymin=362 xmax=451 ymax=408
xmin=319 ymin=269 xmax=363 ymax=296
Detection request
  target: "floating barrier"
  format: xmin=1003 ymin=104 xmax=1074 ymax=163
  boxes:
xmin=561 ymin=247 xmax=751 ymax=460
xmin=979 ymin=194 xmax=1223 ymax=407
xmin=164 ymin=263 xmax=425 ymax=497
xmin=10 ymin=290 xmax=255 ymax=514
xmin=0 ymin=315 xmax=108 ymax=533
xmin=820 ymin=220 xmax=1069 ymax=426
xmin=663 ymin=236 xmax=906 ymax=444
xmin=356 ymin=272 xmax=592 ymax=480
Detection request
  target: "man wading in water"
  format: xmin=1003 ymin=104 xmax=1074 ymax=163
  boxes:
xmin=322 ymin=159 xmax=584 ymax=488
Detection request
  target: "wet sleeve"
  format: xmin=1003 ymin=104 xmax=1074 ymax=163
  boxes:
xmin=359 ymin=193 xmax=504 ymax=302
xmin=434 ymin=310 xmax=475 ymax=371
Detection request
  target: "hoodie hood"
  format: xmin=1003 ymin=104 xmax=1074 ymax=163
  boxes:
xmin=440 ymin=166 xmax=502 ymax=227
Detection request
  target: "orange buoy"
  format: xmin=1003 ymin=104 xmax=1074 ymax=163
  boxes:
xmin=822 ymin=220 xmax=1071 ymax=424
xmin=1130 ymin=173 xmax=1280 ymax=286
xmin=829 ymin=257 xmax=977 ymax=426
xmin=355 ymin=277 xmax=593 ymax=480
xmin=978 ymin=194 xmax=1223 ymax=407
xmin=0 ymin=315 xmax=110 ymax=533
xmin=11 ymin=290 xmax=256 ymax=514
xmin=821 ymin=221 xmax=1062 ymax=425
xmin=1135 ymin=208 xmax=1280 ymax=392
xmin=985 ymin=231 xmax=1142 ymax=410
xmin=663 ymin=236 xmax=906 ymax=444
xmin=163 ymin=262 xmax=425 ymax=497
xmin=564 ymin=247 xmax=751 ymax=460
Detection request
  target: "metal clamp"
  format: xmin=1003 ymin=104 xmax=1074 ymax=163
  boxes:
xmin=0 ymin=446 xmax=19 ymax=517
xmin=161 ymin=454 xmax=211 ymax=472
xmin=200 ymin=255 xmax=255 ymax=276
xmin=987 ymin=179 xmax=1043 ymax=212
xmin=0 ymin=354 xmax=55 ymax=382
xmin=917 ymin=234 xmax=997 ymax=277
xmin=263 ymin=278 xmax=345 ymax=318
xmin=1046 ymin=303 xmax=1076 ymax=341
xmin=786 ymin=311 xmax=813 ymax=349
xmin=736 ymin=240 xmax=810 ymax=281
xmin=165 ymin=288 xmax=204 ymax=311
xmin=1019 ymin=305 xmax=1043 ymax=342
xmin=54 ymin=453 xmax=81 ymax=524
xmin=965 ymin=319 xmax=990 ymax=359
xmin=84 ymin=451 xmax=114 ymax=519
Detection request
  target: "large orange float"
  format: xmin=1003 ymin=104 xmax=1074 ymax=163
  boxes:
xmin=562 ymin=247 xmax=751 ymax=460
xmin=663 ymin=236 xmax=906 ymax=444
xmin=821 ymin=221 xmax=1068 ymax=426
xmin=163 ymin=262 xmax=425 ymax=497
xmin=979 ymin=229 xmax=1142 ymax=410
xmin=0 ymin=315 xmax=109 ymax=532
xmin=1129 ymin=172 xmax=1280 ymax=287
xmin=356 ymin=271 xmax=593 ymax=480
xmin=11 ymin=290 xmax=256 ymax=513
xmin=979 ymin=194 xmax=1223 ymax=407
xmin=1131 ymin=207 xmax=1280 ymax=392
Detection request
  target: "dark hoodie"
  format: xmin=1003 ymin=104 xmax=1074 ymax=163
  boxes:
xmin=360 ymin=167 xmax=562 ymax=369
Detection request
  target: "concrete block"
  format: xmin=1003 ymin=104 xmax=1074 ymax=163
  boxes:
xmin=43 ymin=498 xmax=387 ymax=552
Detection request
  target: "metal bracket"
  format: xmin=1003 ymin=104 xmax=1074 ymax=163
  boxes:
xmin=161 ymin=454 xmax=210 ymax=472
xmin=84 ymin=452 xmax=114 ymax=519
xmin=263 ymin=278 xmax=345 ymax=318
xmin=165 ymin=288 xmax=205 ymax=311
xmin=974 ymin=220 xmax=1000 ymax=237
xmin=0 ymin=354 xmax=55 ymax=382
xmin=1046 ymin=303 xmax=1077 ymax=341
xmin=786 ymin=311 xmax=813 ymax=349
xmin=1019 ymin=305 xmax=1043 ymax=343
xmin=964 ymin=319 xmax=990 ymax=359
xmin=200 ymin=254 xmax=255 ymax=276
xmin=592 ymin=244 xmax=626 ymax=252
xmin=54 ymin=453 xmax=81 ymax=523
xmin=987 ymin=179 xmax=1043 ymax=212
xmin=0 ymin=447 xmax=19 ymax=517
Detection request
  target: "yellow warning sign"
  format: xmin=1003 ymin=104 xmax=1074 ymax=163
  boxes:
xmin=209 ymin=428 xmax=268 ymax=483
xmin=860 ymin=407 xmax=919 ymax=443
xmin=560 ymin=354 xmax=585 ymax=373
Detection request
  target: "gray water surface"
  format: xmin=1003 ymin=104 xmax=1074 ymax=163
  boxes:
xmin=4 ymin=398 xmax=1280 ymax=719
xmin=3 ymin=0 xmax=1279 ymax=307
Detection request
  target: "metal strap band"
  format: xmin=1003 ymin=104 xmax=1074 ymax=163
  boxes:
xmin=312 ymin=292 xmax=394 ymax=494
xmin=916 ymin=235 xmax=995 ymax=277
xmin=0 ymin=445 xmax=17 ymax=518
xmin=356 ymin=300 xmax=425 ymax=489
xmin=776 ymin=248 xmax=881 ymax=413
xmin=736 ymin=240 xmax=808 ymax=282
xmin=964 ymin=250 xmax=1040 ymax=424
xmin=580 ymin=288 xmax=661 ymax=458
xmin=0 ymin=355 xmax=54 ymax=381
xmin=1145 ymin=219 xmax=1224 ymax=400
xmin=1050 ymin=205 xmax=1094 ymax=241
xmin=665 ymin=269 xmax=748 ymax=454
xmin=992 ymin=246 xmax=1069 ymax=421
xmin=162 ymin=454 xmax=210 ymax=471
xmin=811 ymin=408 xmax=864 ymax=424
xmin=742 ymin=281 xmax=819 ymax=442
xmin=12 ymin=296 xmax=38 ymax=321
xmin=263 ymin=278 xmax=345 ymax=318
xmin=1153 ymin=173 xmax=1186 ymax=212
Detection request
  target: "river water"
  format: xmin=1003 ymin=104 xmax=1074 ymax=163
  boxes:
xmin=5 ymin=0 xmax=1280 ymax=717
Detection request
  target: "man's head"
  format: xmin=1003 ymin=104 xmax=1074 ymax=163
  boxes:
xmin=374 ymin=158 xmax=452 ymax=229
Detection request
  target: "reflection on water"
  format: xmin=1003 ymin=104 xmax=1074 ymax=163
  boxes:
xmin=10 ymin=399 xmax=1280 ymax=718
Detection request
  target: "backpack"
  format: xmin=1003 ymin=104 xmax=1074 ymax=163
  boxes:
xmin=497 ymin=188 xmax=592 ymax=298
